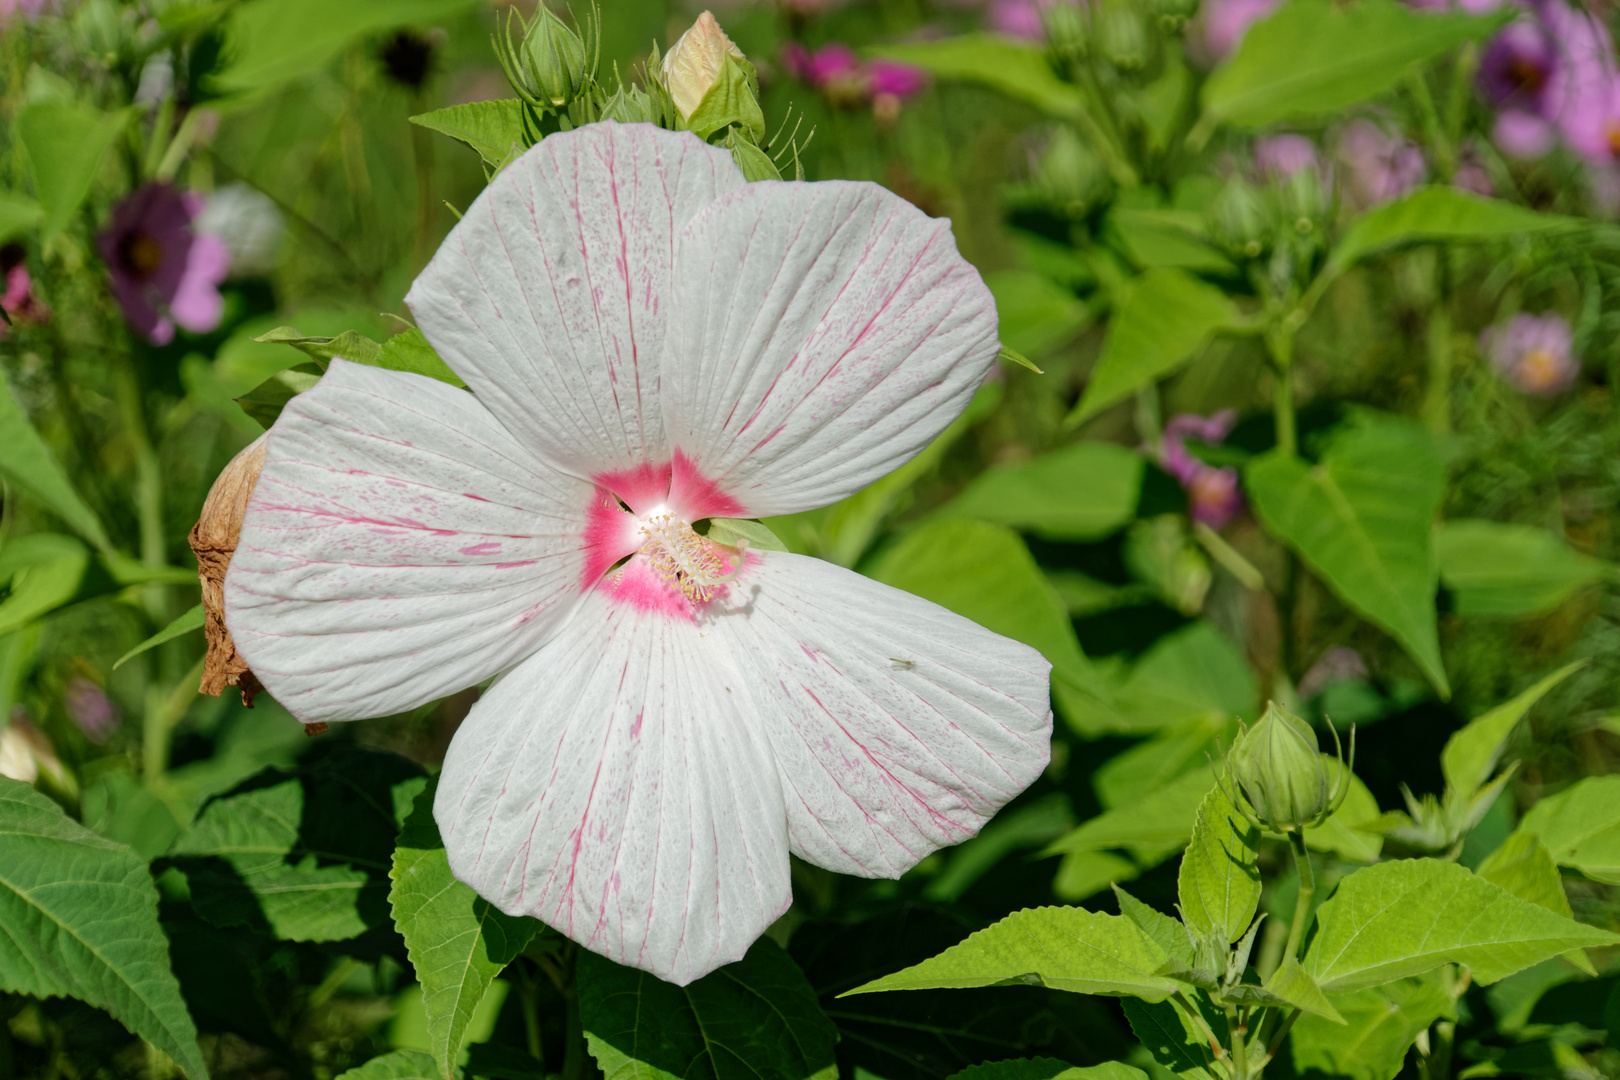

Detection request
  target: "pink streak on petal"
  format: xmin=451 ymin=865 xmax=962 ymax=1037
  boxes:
xmin=580 ymin=488 xmax=642 ymax=590
xmin=668 ymin=448 xmax=746 ymax=521
xmin=597 ymin=558 xmax=697 ymax=622
xmin=592 ymin=460 xmax=673 ymax=514
xmin=461 ymin=542 xmax=503 ymax=556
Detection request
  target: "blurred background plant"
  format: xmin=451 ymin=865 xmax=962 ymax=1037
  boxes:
xmin=2 ymin=0 xmax=1620 ymax=1077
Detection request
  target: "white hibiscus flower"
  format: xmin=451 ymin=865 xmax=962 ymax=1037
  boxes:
xmin=224 ymin=122 xmax=1052 ymax=985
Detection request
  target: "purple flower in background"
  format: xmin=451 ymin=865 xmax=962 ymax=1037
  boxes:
xmin=1190 ymin=0 xmax=1283 ymax=66
xmin=1161 ymin=410 xmax=1245 ymax=528
xmin=1452 ymin=145 xmax=1496 ymax=195
xmin=1481 ymin=312 xmax=1578 ymax=395
xmin=1482 ymin=0 xmax=1620 ymax=164
xmin=99 ymin=183 xmax=229 ymax=346
xmin=64 ymin=676 xmax=120 ymax=744
xmin=1254 ymin=134 xmax=1325 ymax=182
xmin=869 ymin=59 xmax=928 ymax=99
xmin=781 ymin=43 xmax=927 ymax=119
xmin=0 ymin=0 xmax=50 ymax=21
xmin=1336 ymin=120 xmax=1427 ymax=208
xmin=1479 ymin=21 xmax=1559 ymax=112
xmin=989 ymin=0 xmax=1048 ymax=39
xmin=0 ymin=244 xmax=48 ymax=337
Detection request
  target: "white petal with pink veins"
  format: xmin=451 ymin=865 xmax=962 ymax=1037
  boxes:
xmin=434 ymin=584 xmax=791 ymax=986
xmin=661 ymin=180 xmax=1000 ymax=517
xmin=225 ymin=360 xmax=597 ymax=723
xmin=708 ymin=552 xmax=1052 ymax=878
xmin=406 ymin=123 xmax=745 ymax=480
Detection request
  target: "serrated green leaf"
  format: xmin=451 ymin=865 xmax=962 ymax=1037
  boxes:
xmin=374 ymin=329 xmax=466 ymax=387
xmin=1290 ymin=973 xmax=1454 ymax=1080
xmin=236 ymin=362 xmax=325 ymax=429
xmin=1245 ymin=410 xmax=1449 ymax=696
xmin=113 ymin=604 xmax=204 ymax=671
xmin=1178 ymin=786 xmax=1262 ymax=945
xmin=949 ymin=1058 xmax=1148 ymax=1080
xmin=868 ymin=34 xmax=1085 ymax=119
xmin=18 ymin=101 xmax=129 ymax=242
xmin=253 ymin=326 xmax=383 ymax=365
xmin=579 ymin=940 xmax=837 ymax=1080
xmin=1478 ymin=829 xmax=1595 ymax=976
xmin=869 ymin=517 xmax=1118 ymax=735
xmin=686 ymin=53 xmax=765 ymax=141
xmin=1108 ymin=620 xmax=1256 ymax=737
xmin=0 ymin=190 xmax=43 ymax=243
xmin=167 ymin=745 xmax=426 ymax=942
xmin=1302 ymin=858 xmax=1620 ymax=992
xmin=1067 ymin=269 xmax=1241 ymax=427
xmin=1306 ymin=762 xmax=1384 ymax=863
xmin=410 ymin=99 xmax=528 ymax=168
xmin=0 ymin=535 xmax=89 ymax=637
xmin=1437 ymin=520 xmax=1610 ymax=617
xmin=1520 ymin=775 xmax=1620 ymax=885
xmin=1121 ymin=997 xmax=1219 ymax=1079
xmin=845 ymin=906 xmax=1180 ymax=1000
xmin=390 ymin=776 xmax=538 ymax=1079
xmin=940 ymin=441 xmax=1143 ymax=542
xmin=987 ymin=271 xmax=1087 ymax=361
xmin=1263 ymin=957 xmax=1344 ymax=1023
xmin=1201 ymin=0 xmax=1502 ymax=128
xmin=1112 ymin=885 xmax=1195 ymax=969
xmin=1441 ymin=662 xmax=1581 ymax=804
xmin=333 ymin=1049 xmax=439 ymax=1080
xmin=1329 ymin=187 xmax=1575 ymax=275
xmin=0 ymin=377 xmax=113 ymax=553
xmin=0 ymin=777 xmax=207 ymax=1079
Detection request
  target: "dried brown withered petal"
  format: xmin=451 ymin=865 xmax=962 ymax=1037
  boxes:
xmin=189 ymin=434 xmax=267 ymax=707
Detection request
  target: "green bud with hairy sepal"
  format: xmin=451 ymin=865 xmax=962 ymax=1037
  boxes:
xmin=1209 ymin=175 xmax=1269 ymax=258
xmin=600 ymin=83 xmax=657 ymax=125
xmin=522 ymin=5 xmax=588 ymax=107
xmin=1096 ymin=0 xmax=1148 ymax=69
xmin=1225 ymin=702 xmax=1351 ymax=834
xmin=1044 ymin=2 xmax=1089 ymax=62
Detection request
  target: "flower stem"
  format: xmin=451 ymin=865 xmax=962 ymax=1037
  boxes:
xmin=1265 ymin=326 xmax=1296 ymax=458
xmin=1422 ymin=263 xmax=1453 ymax=435
xmin=1284 ymin=830 xmax=1315 ymax=963
xmin=1225 ymin=1004 xmax=1248 ymax=1079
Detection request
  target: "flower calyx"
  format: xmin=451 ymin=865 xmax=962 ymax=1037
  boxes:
xmin=189 ymin=436 xmax=267 ymax=707
xmin=1217 ymin=702 xmax=1354 ymax=836
xmin=657 ymin=12 xmax=765 ymax=143
xmin=495 ymin=3 xmax=598 ymax=111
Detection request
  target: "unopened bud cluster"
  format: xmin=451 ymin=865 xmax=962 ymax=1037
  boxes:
xmin=1220 ymin=702 xmax=1354 ymax=835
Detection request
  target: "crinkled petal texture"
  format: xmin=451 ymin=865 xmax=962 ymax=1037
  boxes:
xmin=225 ymin=360 xmax=596 ymax=722
xmin=662 ymin=180 xmax=1001 ymax=516
xmin=434 ymin=587 xmax=792 ymax=986
xmin=709 ymin=554 xmax=1053 ymax=877
xmin=435 ymin=551 xmax=1052 ymax=983
xmin=405 ymin=122 xmax=745 ymax=479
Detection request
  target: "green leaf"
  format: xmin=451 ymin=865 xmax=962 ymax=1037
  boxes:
xmin=845 ymin=906 xmax=1181 ymax=1000
xmin=0 ymin=190 xmax=44 ymax=243
xmin=1520 ymin=775 xmax=1620 ymax=885
xmin=17 ymin=101 xmax=129 ymax=242
xmin=986 ymin=270 xmax=1089 ymax=360
xmin=167 ymin=745 xmax=427 ymax=942
xmin=1329 ymin=187 xmax=1576 ymax=275
xmin=1301 ymin=858 xmax=1620 ymax=992
xmin=686 ymin=53 xmax=766 ymax=141
xmin=0 ymin=777 xmax=207 ymax=1079
xmin=113 ymin=604 xmax=205 ymax=671
xmin=236 ymin=362 xmax=325 ymax=429
xmin=1109 ymin=620 xmax=1256 ymax=736
xmin=1307 ymin=762 xmax=1384 ymax=863
xmin=410 ymin=99 xmax=528 ymax=168
xmin=1478 ymin=829 xmax=1595 ymax=975
xmin=579 ymin=940 xmax=837 ymax=1080
xmin=0 ymin=534 xmax=89 ymax=637
xmin=925 ymin=794 xmax=1075 ymax=903
xmin=949 ymin=1058 xmax=1149 ymax=1080
xmin=252 ymin=325 xmax=383 ymax=365
xmin=1437 ymin=520 xmax=1611 ymax=617
xmin=1177 ymin=786 xmax=1261 ymax=945
xmin=868 ymin=34 xmax=1086 ymax=119
xmin=703 ymin=517 xmax=789 ymax=553
xmin=1263 ymin=957 xmax=1345 ymax=1023
xmin=998 ymin=344 xmax=1045 ymax=375
xmin=1121 ymin=998 xmax=1219 ymax=1079
xmin=1112 ymin=885 xmax=1195 ymax=969
xmin=1441 ymin=662 xmax=1581 ymax=803
xmin=1245 ymin=410 xmax=1449 ymax=696
xmin=1045 ymin=766 xmax=1214 ymax=859
xmin=0 ymin=376 xmax=113 ymax=552
xmin=375 ymin=329 xmax=466 ymax=387
xmin=390 ymin=776 xmax=538 ymax=1078
xmin=1066 ymin=269 xmax=1242 ymax=427
xmin=1201 ymin=0 xmax=1502 ymax=128
xmin=868 ymin=518 xmax=1119 ymax=735
xmin=726 ymin=132 xmax=782 ymax=182
xmin=940 ymin=440 xmax=1144 ymax=541
xmin=333 ymin=1049 xmax=440 ymax=1080
xmin=1289 ymin=973 xmax=1454 ymax=1080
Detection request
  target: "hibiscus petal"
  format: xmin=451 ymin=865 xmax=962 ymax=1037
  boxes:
xmin=225 ymin=359 xmax=595 ymax=723
xmin=709 ymin=553 xmax=1052 ymax=878
xmin=663 ymin=181 xmax=1000 ymax=516
xmin=434 ymin=589 xmax=791 ymax=986
xmin=406 ymin=123 xmax=745 ymax=480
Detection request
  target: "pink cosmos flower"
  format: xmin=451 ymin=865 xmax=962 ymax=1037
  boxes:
xmin=1480 ymin=311 xmax=1578 ymax=395
xmin=989 ymin=0 xmax=1049 ymax=40
xmin=782 ymin=42 xmax=927 ymax=116
xmin=1189 ymin=0 xmax=1283 ymax=66
xmin=1161 ymin=411 xmax=1245 ymax=529
xmin=0 ymin=244 xmax=48 ymax=337
xmin=222 ymin=123 xmax=1052 ymax=986
xmin=1335 ymin=119 xmax=1427 ymax=209
xmin=99 ymin=183 xmax=230 ymax=346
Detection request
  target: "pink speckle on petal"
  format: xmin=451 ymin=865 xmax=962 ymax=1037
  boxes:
xmin=461 ymin=542 xmax=502 ymax=556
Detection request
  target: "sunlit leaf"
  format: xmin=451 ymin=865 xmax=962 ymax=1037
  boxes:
xmin=1301 ymin=858 xmax=1619 ymax=992
xmin=846 ymin=906 xmax=1181 ymax=1000
xmin=411 ymin=99 xmax=529 ymax=168
xmin=17 ymin=101 xmax=129 ymax=242
xmin=1263 ymin=958 xmax=1344 ymax=1023
xmin=580 ymin=940 xmax=837 ymax=1080
xmin=1045 ymin=766 xmax=1214 ymax=861
xmin=0 ymin=777 xmax=207 ymax=1079
xmin=1478 ymin=829 xmax=1595 ymax=975
xmin=375 ymin=328 xmax=466 ymax=387
xmin=1329 ymin=187 xmax=1576 ymax=276
xmin=0 ymin=190 xmax=43 ymax=243
xmin=868 ymin=34 xmax=1085 ymax=119
xmin=0 ymin=377 xmax=113 ymax=552
xmin=1246 ymin=410 xmax=1448 ymax=696
xmin=1290 ymin=973 xmax=1454 ymax=1080
xmin=1520 ymin=775 xmax=1620 ymax=885
xmin=1177 ymin=786 xmax=1261 ymax=945
xmin=113 ymin=604 xmax=205 ymax=671
xmin=1201 ymin=0 xmax=1502 ymax=128
xmin=1067 ymin=269 xmax=1242 ymax=427
xmin=1437 ymin=520 xmax=1611 ymax=617
xmin=949 ymin=1058 xmax=1148 ymax=1080
xmin=940 ymin=440 xmax=1144 ymax=541
xmin=333 ymin=1050 xmax=439 ymax=1080
xmin=986 ymin=270 xmax=1089 ymax=360
xmin=236 ymin=362 xmax=324 ymax=429
xmin=1441 ymin=661 xmax=1582 ymax=803
xmin=0 ymin=534 xmax=89 ymax=637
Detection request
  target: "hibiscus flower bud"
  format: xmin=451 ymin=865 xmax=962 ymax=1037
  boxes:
xmin=1225 ymin=702 xmax=1351 ymax=833
xmin=520 ymin=4 xmax=588 ymax=108
xmin=189 ymin=435 xmax=267 ymax=706
xmin=662 ymin=11 xmax=748 ymax=122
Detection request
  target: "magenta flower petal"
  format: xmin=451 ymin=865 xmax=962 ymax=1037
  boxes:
xmin=1480 ymin=311 xmax=1578 ymax=395
xmin=868 ymin=59 xmax=928 ymax=99
xmin=100 ymin=183 xmax=228 ymax=344
xmin=1494 ymin=109 xmax=1557 ymax=158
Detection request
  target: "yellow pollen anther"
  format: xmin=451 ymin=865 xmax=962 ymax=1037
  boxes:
xmin=637 ymin=514 xmax=745 ymax=602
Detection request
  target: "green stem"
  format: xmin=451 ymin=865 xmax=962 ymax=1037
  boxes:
xmin=1264 ymin=325 xmax=1296 ymax=457
xmin=562 ymin=982 xmax=587 ymax=1080
xmin=1225 ymin=1004 xmax=1249 ymax=1079
xmin=1444 ymin=45 xmax=1479 ymax=154
xmin=1407 ymin=71 xmax=1452 ymax=180
xmin=1264 ymin=1007 xmax=1302 ymax=1060
xmin=1284 ymin=831 xmax=1316 ymax=963
xmin=1422 ymin=263 xmax=1452 ymax=435
xmin=1419 ymin=1020 xmax=1454 ymax=1080
xmin=517 ymin=963 xmax=544 ymax=1070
